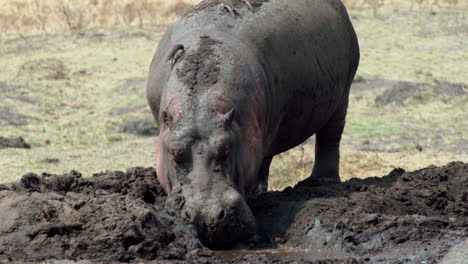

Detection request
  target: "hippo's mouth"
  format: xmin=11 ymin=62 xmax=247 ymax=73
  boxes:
xmin=164 ymin=187 xmax=257 ymax=248
xmin=201 ymin=209 xmax=257 ymax=249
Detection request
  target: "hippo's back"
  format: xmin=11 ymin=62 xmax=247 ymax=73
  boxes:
xmin=150 ymin=0 xmax=360 ymax=156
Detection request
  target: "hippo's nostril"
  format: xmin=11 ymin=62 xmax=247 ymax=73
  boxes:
xmin=217 ymin=209 xmax=226 ymax=221
xmin=184 ymin=211 xmax=192 ymax=222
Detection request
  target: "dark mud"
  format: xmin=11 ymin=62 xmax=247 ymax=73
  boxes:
xmin=0 ymin=136 xmax=31 ymax=149
xmin=251 ymin=161 xmax=467 ymax=263
xmin=176 ymin=36 xmax=221 ymax=91
xmin=0 ymin=162 xmax=466 ymax=263
xmin=0 ymin=168 xmax=201 ymax=263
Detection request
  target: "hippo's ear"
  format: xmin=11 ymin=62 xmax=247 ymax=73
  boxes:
xmin=162 ymin=111 xmax=173 ymax=129
xmin=221 ymin=108 xmax=236 ymax=126
xmin=167 ymin=44 xmax=185 ymax=70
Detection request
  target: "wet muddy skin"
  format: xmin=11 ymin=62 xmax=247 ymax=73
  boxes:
xmin=0 ymin=162 xmax=466 ymax=263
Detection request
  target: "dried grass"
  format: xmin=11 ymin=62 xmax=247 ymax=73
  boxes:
xmin=0 ymin=0 xmax=461 ymax=35
xmin=0 ymin=0 xmax=198 ymax=34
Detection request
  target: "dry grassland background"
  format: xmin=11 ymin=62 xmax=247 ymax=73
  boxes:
xmin=0 ymin=0 xmax=467 ymax=190
xmin=0 ymin=0 xmax=464 ymax=34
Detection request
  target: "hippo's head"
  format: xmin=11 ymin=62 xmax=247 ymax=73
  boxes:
xmin=155 ymin=100 xmax=257 ymax=247
xmin=148 ymin=35 xmax=267 ymax=247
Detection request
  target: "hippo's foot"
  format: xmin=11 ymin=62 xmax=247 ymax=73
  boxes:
xmin=219 ymin=0 xmax=254 ymax=16
xmin=309 ymin=163 xmax=342 ymax=186
xmin=253 ymin=157 xmax=272 ymax=196
xmin=305 ymin=175 xmax=341 ymax=186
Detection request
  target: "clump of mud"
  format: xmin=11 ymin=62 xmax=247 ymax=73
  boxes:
xmin=0 ymin=136 xmax=31 ymax=149
xmin=252 ymin=161 xmax=468 ymax=263
xmin=0 ymin=162 xmax=466 ymax=263
xmin=18 ymin=58 xmax=69 ymax=80
xmin=176 ymin=35 xmax=221 ymax=91
xmin=0 ymin=168 xmax=202 ymax=262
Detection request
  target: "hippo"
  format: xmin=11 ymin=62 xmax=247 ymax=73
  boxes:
xmin=147 ymin=0 xmax=360 ymax=247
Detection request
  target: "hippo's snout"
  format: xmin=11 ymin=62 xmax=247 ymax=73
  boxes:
xmin=171 ymin=186 xmax=256 ymax=248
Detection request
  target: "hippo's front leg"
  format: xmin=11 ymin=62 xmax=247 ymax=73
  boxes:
xmin=310 ymin=100 xmax=349 ymax=184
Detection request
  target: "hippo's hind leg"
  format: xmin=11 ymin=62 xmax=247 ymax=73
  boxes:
xmin=310 ymin=99 xmax=349 ymax=184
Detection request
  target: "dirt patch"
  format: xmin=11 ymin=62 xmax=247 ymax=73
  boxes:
xmin=0 ymin=106 xmax=30 ymax=126
xmin=0 ymin=136 xmax=31 ymax=149
xmin=118 ymin=118 xmax=159 ymax=136
xmin=375 ymin=80 xmax=467 ymax=106
xmin=110 ymin=104 xmax=147 ymax=116
xmin=1 ymin=162 xmax=466 ymax=263
xmin=18 ymin=58 xmax=70 ymax=81
xmin=251 ymin=161 xmax=467 ymax=263
xmin=0 ymin=81 xmax=24 ymax=93
xmin=0 ymin=81 xmax=37 ymax=104
xmin=176 ymin=35 xmax=221 ymax=92
xmin=0 ymin=168 xmax=201 ymax=263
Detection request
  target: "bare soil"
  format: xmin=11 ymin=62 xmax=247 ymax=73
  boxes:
xmin=351 ymin=76 xmax=468 ymax=106
xmin=0 ymin=106 xmax=30 ymax=127
xmin=374 ymin=80 xmax=467 ymax=106
xmin=18 ymin=58 xmax=70 ymax=81
xmin=0 ymin=162 xmax=466 ymax=263
xmin=0 ymin=136 xmax=30 ymax=149
xmin=118 ymin=119 xmax=159 ymax=136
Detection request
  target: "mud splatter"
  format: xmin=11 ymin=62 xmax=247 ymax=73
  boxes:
xmin=176 ymin=36 xmax=221 ymax=92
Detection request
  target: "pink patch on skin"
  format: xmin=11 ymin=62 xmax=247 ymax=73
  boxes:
xmin=211 ymin=92 xmax=234 ymax=114
xmin=156 ymin=95 xmax=182 ymax=193
xmin=156 ymin=132 xmax=171 ymax=193
xmin=165 ymin=95 xmax=183 ymax=121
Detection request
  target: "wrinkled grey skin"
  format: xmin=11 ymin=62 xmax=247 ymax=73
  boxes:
xmin=147 ymin=0 xmax=359 ymax=247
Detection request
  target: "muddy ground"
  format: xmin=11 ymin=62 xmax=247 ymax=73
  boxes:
xmin=0 ymin=162 xmax=466 ymax=263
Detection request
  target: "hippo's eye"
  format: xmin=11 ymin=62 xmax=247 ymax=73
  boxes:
xmin=169 ymin=144 xmax=187 ymax=163
xmin=215 ymin=144 xmax=230 ymax=161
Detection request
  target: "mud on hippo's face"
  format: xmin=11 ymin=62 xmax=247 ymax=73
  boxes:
xmin=155 ymin=104 xmax=256 ymax=248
